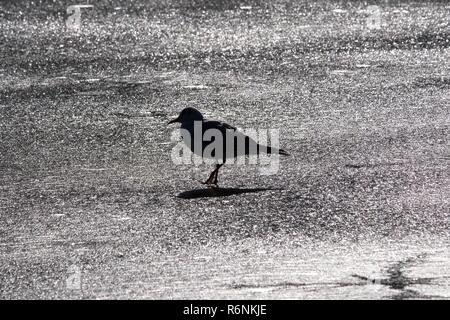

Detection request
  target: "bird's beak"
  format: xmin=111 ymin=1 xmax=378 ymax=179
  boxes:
xmin=168 ymin=116 xmax=180 ymax=125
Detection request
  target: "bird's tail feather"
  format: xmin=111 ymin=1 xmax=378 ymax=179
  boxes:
xmin=260 ymin=145 xmax=290 ymax=156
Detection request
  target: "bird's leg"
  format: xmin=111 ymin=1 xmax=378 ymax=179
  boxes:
xmin=204 ymin=170 xmax=217 ymax=186
xmin=212 ymin=163 xmax=224 ymax=185
xmin=203 ymin=164 xmax=223 ymax=187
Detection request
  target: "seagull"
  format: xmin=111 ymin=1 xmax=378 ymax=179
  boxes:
xmin=168 ymin=107 xmax=289 ymax=186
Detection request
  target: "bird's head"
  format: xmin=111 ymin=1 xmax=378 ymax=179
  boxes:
xmin=168 ymin=107 xmax=203 ymax=125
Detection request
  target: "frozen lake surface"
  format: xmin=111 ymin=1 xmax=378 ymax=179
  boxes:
xmin=0 ymin=0 xmax=449 ymax=299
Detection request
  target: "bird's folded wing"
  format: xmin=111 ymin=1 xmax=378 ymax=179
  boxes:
xmin=202 ymin=119 xmax=261 ymax=157
xmin=202 ymin=120 xmax=237 ymax=134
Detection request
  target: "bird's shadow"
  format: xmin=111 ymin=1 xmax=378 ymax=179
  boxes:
xmin=177 ymin=187 xmax=280 ymax=199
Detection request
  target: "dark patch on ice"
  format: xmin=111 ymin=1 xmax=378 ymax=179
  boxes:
xmin=231 ymin=254 xmax=449 ymax=298
xmin=413 ymin=76 xmax=450 ymax=89
xmin=344 ymin=161 xmax=406 ymax=169
xmin=230 ymin=280 xmax=366 ymax=290
xmin=353 ymin=254 xmax=449 ymax=300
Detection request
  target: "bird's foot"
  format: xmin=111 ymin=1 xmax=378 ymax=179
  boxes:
xmin=202 ymin=179 xmax=219 ymax=188
xmin=195 ymin=178 xmax=219 ymax=188
xmin=206 ymin=183 xmax=219 ymax=189
xmin=200 ymin=169 xmax=220 ymax=188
